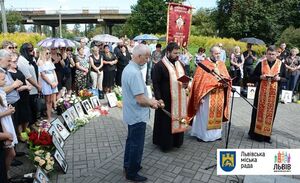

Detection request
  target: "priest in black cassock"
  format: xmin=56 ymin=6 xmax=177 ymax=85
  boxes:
xmin=152 ymin=42 xmax=188 ymax=152
xmin=248 ymin=46 xmax=286 ymax=143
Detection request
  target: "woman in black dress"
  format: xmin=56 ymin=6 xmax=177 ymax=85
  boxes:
xmin=102 ymin=45 xmax=118 ymax=93
xmin=116 ymin=45 xmax=131 ymax=86
xmin=8 ymin=53 xmax=32 ymax=141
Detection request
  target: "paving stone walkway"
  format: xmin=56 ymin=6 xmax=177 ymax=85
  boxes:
xmin=10 ymin=98 xmax=300 ymax=183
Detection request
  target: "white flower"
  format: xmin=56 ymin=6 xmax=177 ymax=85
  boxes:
xmin=34 ymin=156 xmax=41 ymax=162
xmin=45 ymin=164 xmax=53 ymax=170
xmin=39 ymin=159 xmax=46 ymax=166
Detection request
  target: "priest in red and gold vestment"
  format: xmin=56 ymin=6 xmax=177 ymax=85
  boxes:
xmin=187 ymin=46 xmax=231 ymax=142
xmin=248 ymin=46 xmax=286 ymax=143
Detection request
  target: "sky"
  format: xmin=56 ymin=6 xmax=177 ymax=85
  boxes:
xmin=5 ymin=0 xmax=217 ymax=11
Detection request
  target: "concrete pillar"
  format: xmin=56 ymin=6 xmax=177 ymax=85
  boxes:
xmin=51 ymin=26 xmax=56 ymax=37
xmin=36 ymin=24 xmax=42 ymax=34
xmin=108 ymin=24 xmax=113 ymax=35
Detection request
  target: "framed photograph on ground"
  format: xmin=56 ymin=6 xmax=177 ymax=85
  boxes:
xmin=247 ymin=87 xmax=256 ymax=99
xmin=81 ymin=99 xmax=93 ymax=114
xmin=231 ymin=86 xmax=241 ymax=98
xmin=51 ymin=118 xmax=70 ymax=140
xmin=34 ymin=166 xmax=50 ymax=183
xmin=106 ymin=92 xmax=118 ymax=108
xmin=68 ymin=106 xmax=79 ymax=119
xmin=48 ymin=125 xmax=65 ymax=147
xmin=54 ymin=150 xmax=68 ymax=174
xmin=281 ymin=90 xmax=293 ymax=103
xmin=48 ymin=124 xmax=64 ymax=147
xmin=62 ymin=110 xmax=75 ymax=132
xmin=52 ymin=133 xmax=65 ymax=158
xmin=90 ymin=96 xmax=101 ymax=108
xmin=74 ymin=102 xmax=85 ymax=117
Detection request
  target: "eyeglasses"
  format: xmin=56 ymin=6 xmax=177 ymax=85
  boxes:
xmin=14 ymin=46 xmax=17 ymax=49
xmin=46 ymin=52 xmax=50 ymax=55
xmin=8 ymin=47 xmax=13 ymax=49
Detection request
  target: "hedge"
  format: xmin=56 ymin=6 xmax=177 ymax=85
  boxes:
xmin=0 ymin=32 xmax=45 ymax=49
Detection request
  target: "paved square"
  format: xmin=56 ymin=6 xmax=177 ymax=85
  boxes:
xmin=11 ymin=98 xmax=300 ymax=182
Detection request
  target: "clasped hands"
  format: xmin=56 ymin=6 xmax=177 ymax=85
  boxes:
xmin=149 ymin=99 xmax=165 ymax=109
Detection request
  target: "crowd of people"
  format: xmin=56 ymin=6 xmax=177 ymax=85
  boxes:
xmin=0 ymin=36 xmax=299 ymax=182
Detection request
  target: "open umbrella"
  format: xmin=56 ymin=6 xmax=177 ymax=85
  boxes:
xmin=92 ymin=34 xmax=121 ymax=43
xmin=37 ymin=38 xmax=76 ymax=48
xmin=158 ymin=36 xmax=166 ymax=42
xmin=239 ymin=37 xmax=265 ymax=45
xmin=133 ymin=34 xmax=158 ymax=41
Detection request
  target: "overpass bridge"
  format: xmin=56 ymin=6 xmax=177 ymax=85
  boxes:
xmin=17 ymin=9 xmax=131 ymax=36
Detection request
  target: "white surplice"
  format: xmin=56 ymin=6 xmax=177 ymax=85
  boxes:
xmin=190 ymin=94 xmax=222 ymax=142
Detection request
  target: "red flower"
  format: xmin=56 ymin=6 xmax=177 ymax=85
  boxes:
xmin=28 ymin=130 xmax=53 ymax=146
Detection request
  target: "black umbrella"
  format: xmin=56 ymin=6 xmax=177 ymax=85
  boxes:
xmin=239 ymin=37 xmax=265 ymax=45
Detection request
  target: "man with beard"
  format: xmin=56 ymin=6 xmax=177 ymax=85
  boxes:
xmin=248 ymin=46 xmax=286 ymax=143
xmin=187 ymin=46 xmax=231 ymax=142
xmin=152 ymin=42 xmax=188 ymax=152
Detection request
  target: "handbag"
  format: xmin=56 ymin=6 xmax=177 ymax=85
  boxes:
xmin=36 ymin=94 xmax=46 ymax=113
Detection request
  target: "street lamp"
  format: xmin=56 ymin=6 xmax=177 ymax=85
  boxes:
xmin=0 ymin=0 xmax=8 ymax=33
xmin=59 ymin=6 xmax=62 ymax=38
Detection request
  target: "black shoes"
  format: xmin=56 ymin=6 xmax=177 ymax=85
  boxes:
xmin=126 ymin=174 xmax=148 ymax=182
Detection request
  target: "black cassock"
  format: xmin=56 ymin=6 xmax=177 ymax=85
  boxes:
xmin=248 ymin=60 xmax=286 ymax=142
xmin=152 ymin=61 xmax=184 ymax=151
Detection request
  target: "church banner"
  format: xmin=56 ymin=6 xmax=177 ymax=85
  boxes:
xmin=167 ymin=3 xmax=192 ymax=47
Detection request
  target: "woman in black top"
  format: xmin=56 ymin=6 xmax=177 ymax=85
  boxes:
xmin=8 ymin=53 xmax=32 ymax=140
xmin=89 ymin=45 xmax=104 ymax=98
xmin=116 ymin=45 xmax=131 ymax=86
xmin=102 ymin=45 xmax=118 ymax=93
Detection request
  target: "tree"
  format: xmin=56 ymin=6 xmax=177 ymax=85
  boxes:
xmin=277 ymin=26 xmax=300 ymax=48
xmin=73 ymin=24 xmax=81 ymax=36
xmin=124 ymin=0 xmax=186 ymax=37
xmin=19 ymin=24 xmax=26 ymax=32
xmin=191 ymin=8 xmax=217 ymax=36
xmin=215 ymin=0 xmax=300 ymax=44
xmin=42 ymin=25 xmax=52 ymax=37
xmin=0 ymin=11 xmax=23 ymax=33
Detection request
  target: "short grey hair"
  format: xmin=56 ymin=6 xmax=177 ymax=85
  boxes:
xmin=0 ymin=49 xmax=11 ymax=59
xmin=132 ymin=44 xmax=151 ymax=57
xmin=210 ymin=45 xmax=221 ymax=53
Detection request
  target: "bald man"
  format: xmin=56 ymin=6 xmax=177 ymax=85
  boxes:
xmin=187 ymin=46 xmax=232 ymax=142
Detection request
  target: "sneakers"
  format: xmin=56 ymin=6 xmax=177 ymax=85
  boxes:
xmin=126 ymin=174 xmax=147 ymax=182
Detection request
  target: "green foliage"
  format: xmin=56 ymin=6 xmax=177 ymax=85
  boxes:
xmin=191 ymin=8 xmax=217 ymax=36
xmin=73 ymin=24 xmax=81 ymax=36
xmin=125 ymin=0 xmax=168 ymax=37
xmin=0 ymin=11 xmax=23 ymax=33
xmin=187 ymin=35 xmax=266 ymax=57
xmin=277 ymin=26 xmax=300 ymax=48
xmin=215 ymin=0 xmax=300 ymax=44
xmin=0 ymin=32 xmax=45 ymax=48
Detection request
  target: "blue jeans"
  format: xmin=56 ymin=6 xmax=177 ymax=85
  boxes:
xmin=123 ymin=122 xmax=146 ymax=178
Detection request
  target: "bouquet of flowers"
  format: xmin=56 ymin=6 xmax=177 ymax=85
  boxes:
xmin=113 ymin=86 xmax=122 ymax=101
xmin=74 ymin=117 xmax=90 ymax=131
xmin=78 ymin=89 xmax=93 ymax=100
xmin=21 ymin=129 xmax=53 ymax=152
xmin=56 ymin=94 xmax=81 ymax=113
xmin=33 ymin=150 xmax=55 ymax=173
